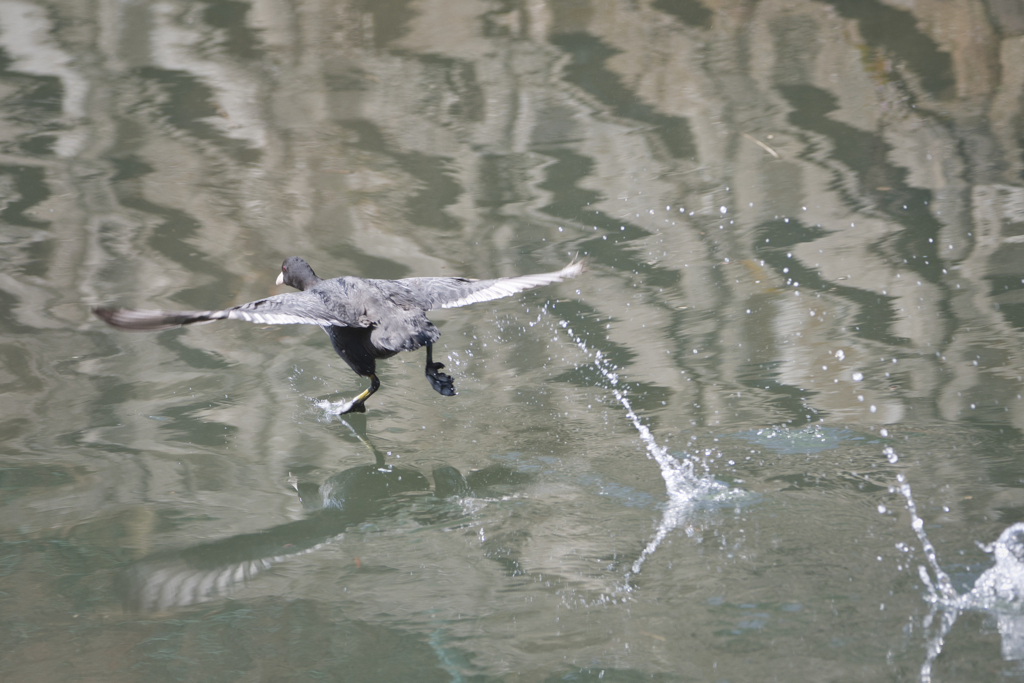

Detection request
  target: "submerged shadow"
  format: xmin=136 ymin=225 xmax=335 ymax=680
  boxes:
xmin=118 ymin=442 xmax=529 ymax=612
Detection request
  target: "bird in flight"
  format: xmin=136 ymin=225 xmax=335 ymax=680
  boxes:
xmin=94 ymin=256 xmax=583 ymax=414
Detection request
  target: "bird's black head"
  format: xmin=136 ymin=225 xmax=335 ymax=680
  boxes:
xmin=276 ymin=257 xmax=321 ymax=291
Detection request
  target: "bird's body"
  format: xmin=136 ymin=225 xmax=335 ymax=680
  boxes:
xmin=94 ymin=256 xmax=582 ymax=413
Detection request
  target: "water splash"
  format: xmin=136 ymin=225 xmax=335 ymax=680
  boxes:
xmin=285 ymin=366 xmax=341 ymax=416
xmin=894 ymin=445 xmax=1024 ymax=681
xmin=298 ymin=311 xmax=736 ymax=585
xmin=556 ymin=319 xmax=733 ymax=582
xmin=316 ymin=397 xmax=354 ymax=415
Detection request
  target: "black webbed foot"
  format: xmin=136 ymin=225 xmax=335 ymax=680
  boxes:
xmin=424 ymin=344 xmax=455 ymax=396
xmin=425 ymin=361 xmax=456 ymax=396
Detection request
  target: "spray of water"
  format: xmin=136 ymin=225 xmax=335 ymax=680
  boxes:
xmin=892 ymin=444 xmax=1024 ymax=681
xmin=557 ymin=319 xmax=732 ymax=582
xmin=298 ymin=307 xmax=734 ymax=586
xmin=892 ymin=450 xmax=959 ymax=683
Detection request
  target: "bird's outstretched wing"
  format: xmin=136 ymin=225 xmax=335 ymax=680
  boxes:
xmin=395 ymin=259 xmax=583 ymax=311
xmin=94 ymin=290 xmax=358 ymax=331
xmin=370 ymin=310 xmax=441 ymax=353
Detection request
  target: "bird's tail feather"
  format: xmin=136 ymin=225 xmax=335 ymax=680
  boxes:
xmin=93 ymin=307 xmax=226 ymax=331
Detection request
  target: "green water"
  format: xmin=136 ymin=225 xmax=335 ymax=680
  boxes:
xmin=2 ymin=1 xmax=1024 ymax=681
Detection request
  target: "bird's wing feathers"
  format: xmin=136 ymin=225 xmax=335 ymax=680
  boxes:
xmin=95 ymin=260 xmax=583 ymax=333
xmin=93 ymin=290 xmax=357 ymax=332
xmin=227 ymin=290 xmax=358 ymax=326
xmin=396 ymin=260 xmax=583 ymax=311
xmin=370 ymin=310 xmax=440 ymax=353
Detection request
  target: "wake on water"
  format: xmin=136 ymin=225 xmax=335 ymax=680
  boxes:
xmin=890 ymin=445 xmax=1024 ymax=682
xmin=554 ymin=318 xmax=739 ymax=583
xmin=568 ymin=321 xmax=1024 ymax=676
xmin=300 ymin=308 xmax=1024 ymax=677
xmin=303 ymin=310 xmax=741 ymax=588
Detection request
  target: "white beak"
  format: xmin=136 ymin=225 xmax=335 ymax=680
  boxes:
xmin=275 ymin=271 xmax=285 ymax=286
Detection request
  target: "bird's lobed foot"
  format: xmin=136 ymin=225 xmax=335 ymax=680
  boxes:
xmin=425 ymin=363 xmax=456 ymax=397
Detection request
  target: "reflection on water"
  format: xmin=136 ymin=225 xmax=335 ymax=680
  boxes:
xmin=1 ymin=0 xmax=1024 ymax=680
xmin=120 ymin=454 xmax=526 ymax=613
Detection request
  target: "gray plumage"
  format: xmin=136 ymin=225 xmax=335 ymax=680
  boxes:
xmin=94 ymin=256 xmax=583 ymax=413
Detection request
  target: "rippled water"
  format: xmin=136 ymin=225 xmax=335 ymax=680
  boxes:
xmin=3 ymin=1 xmax=1024 ymax=681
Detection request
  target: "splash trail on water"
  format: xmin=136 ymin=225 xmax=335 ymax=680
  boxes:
xmin=891 ymin=448 xmax=959 ymax=683
xmin=301 ymin=307 xmax=733 ymax=583
xmin=893 ymin=444 xmax=1024 ymax=682
xmin=556 ymin=319 xmax=731 ymax=581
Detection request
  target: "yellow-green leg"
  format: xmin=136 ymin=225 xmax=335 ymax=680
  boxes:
xmin=338 ymin=373 xmax=380 ymax=414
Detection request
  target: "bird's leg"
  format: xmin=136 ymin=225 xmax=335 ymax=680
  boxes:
xmin=335 ymin=373 xmax=380 ymax=414
xmin=424 ymin=344 xmax=456 ymax=396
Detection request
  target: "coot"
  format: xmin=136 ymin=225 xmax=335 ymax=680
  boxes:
xmin=94 ymin=256 xmax=582 ymax=413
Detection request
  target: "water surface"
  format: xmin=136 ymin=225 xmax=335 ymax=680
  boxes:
xmin=2 ymin=1 xmax=1024 ymax=681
